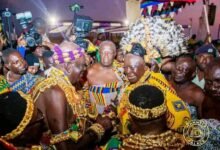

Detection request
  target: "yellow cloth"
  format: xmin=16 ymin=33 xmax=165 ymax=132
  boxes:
xmin=85 ymin=39 xmax=98 ymax=53
xmin=118 ymin=70 xmax=191 ymax=134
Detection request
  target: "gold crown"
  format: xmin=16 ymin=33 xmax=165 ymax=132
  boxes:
xmin=127 ymin=100 xmax=167 ymax=120
xmin=125 ymin=83 xmax=167 ymax=120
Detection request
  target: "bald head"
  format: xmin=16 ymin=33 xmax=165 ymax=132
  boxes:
xmin=205 ymin=58 xmax=220 ymax=80
xmin=99 ymin=41 xmax=116 ymax=53
xmin=205 ymin=58 xmax=220 ymax=75
xmin=205 ymin=58 xmax=220 ymax=97
xmin=176 ymin=56 xmax=196 ymax=71
xmin=99 ymin=40 xmax=116 ymax=67
xmin=172 ymin=55 xmax=196 ymax=83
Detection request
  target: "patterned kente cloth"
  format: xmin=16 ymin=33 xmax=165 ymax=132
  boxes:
xmin=31 ymin=67 xmax=87 ymax=117
xmin=89 ymin=61 xmax=125 ymax=114
xmin=89 ymin=81 xmax=123 ymax=114
xmin=118 ymin=70 xmax=191 ymax=134
xmin=188 ymin=105 xmax=198 ymax=120
xmin=44 ymin=66 xmax=70 ymax=85
xmin=10 ymin=73 xmax=42 ymax=94
xmin=198 ymin=119 xmax=220 ymax=150
xmin=0 ymin=76 xmax=10 ymax=94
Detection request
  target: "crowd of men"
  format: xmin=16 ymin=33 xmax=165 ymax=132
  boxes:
xmin=0 ymin=16 xmax=220 ymax=150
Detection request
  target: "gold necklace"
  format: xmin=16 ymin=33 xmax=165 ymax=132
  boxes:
xmin=122 ymin=130 xmax=185 ymax=150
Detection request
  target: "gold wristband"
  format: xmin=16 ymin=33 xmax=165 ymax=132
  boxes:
xmin=31 ymin=145 xmax=43 ymax=150
xmin=50 ymin=131 xmax=82 ymax=145
xmin=88 ymin=123 xmax=105 ymax=141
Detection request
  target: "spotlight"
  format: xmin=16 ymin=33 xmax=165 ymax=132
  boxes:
xmin=124 ymin=19 xmax=129 ymax=26
xmin=48 ymin=15 xmax=58 ymax=25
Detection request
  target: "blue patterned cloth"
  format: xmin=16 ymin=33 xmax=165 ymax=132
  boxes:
xmin=10 ymin=73 xmax=40 ymax=94
xmin=185 ymin=103 xmax=198 ymax=120
xmin=198 ymin=119 xmax=220 ymax=150
xmin=189 ymin=105 xmax=198 ymax=120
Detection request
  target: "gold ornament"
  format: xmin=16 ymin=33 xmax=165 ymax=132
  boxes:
xmin=31 ymin=70 xmax=87 ymax=117
xmin=87 ymin=123 xmax=105 ymax=141
xmin=121 ymin=70 xmax=167 ymax=120
xmin=127 ymin=100 xmax=167 ymax=120
xmin=1 ymin=92 xmax=34 ymax=140
xmin=122 ymin=130 xmax=186 ymax=150
xmin=50 ymin=131 xmax=82 ymax=145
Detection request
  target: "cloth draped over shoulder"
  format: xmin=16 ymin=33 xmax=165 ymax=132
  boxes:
xmin=118 ymin=70 xmax=191 ymax=134
xmin=88 ymin=61 xmax=126 ymax=115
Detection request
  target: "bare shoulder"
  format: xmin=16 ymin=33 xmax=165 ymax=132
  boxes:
xmin=43 ymin=85 xmax=66 ymax=104
xmin=190 ymin=83 xmax=205 ymax=103
xmin=87 ymin=63 xmax=101 ymax=76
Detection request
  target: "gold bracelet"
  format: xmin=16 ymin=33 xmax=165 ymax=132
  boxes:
xmin=31 ymin=145 xmax=43 ymax=150
xmin=88 ymin=123 xmax=105 ymax=141
xmin=50 ymin=131 xmax=82 ymax=145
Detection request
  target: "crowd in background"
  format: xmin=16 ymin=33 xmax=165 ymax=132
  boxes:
xmin=0 ymin=16 xmax=220 ymax=150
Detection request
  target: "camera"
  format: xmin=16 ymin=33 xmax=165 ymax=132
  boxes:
xmin=69 ymin=3 xmax=93 ymax=50
xmin=73 ymin=15 xmax=93 ymax=38
xmin=16 ymin=11 xmax=42 ymax=47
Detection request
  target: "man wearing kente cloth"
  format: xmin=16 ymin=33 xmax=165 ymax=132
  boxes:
xmin=2 ymin=48 xmax=41 ymax=94
xmin=1 ymin=45 xmax=113 ymax=149
xmin=118 ymin=17 xmax=191 ymax=134
xmin=0 ymin=68 xmax=113 ymax=150
xmin=87 ymin=41 xmax=126 ymax=117
xmin=102 ymin=85 xmax=187 ymax=150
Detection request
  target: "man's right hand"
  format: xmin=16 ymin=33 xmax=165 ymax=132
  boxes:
xmin=96 ymin=115 xmax=113 ymax=131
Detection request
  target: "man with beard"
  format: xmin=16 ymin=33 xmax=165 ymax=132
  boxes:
xmin=170 ymin=55 xmax=204 ymax=119
xmin=193 ymin=44 xmax=217 ymax=89
xmin=87 ymin=41 xmax=125 ymax=116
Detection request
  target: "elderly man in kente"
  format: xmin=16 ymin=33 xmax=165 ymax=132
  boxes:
xmin=0 ymin=60 xmax=113 ymax=150
xmin=86 ymin=40 xmax=127 ymax=119
xmin=102 ymin=85 xmax=187 ymax=150
xmin=118 ymin=16 xmax=191 ymax=135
